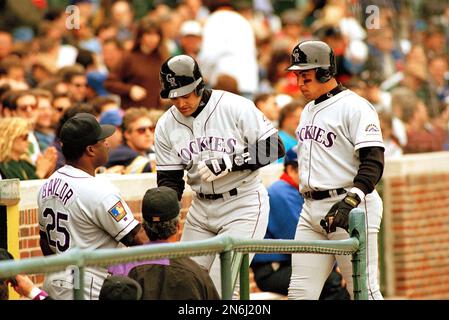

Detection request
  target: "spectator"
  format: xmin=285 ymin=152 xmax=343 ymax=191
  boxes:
xmin=391 ymin=87 xmax=415 ymax=148
xmin=32 ymin=89 xmax=55 ymax=152
xmin=0 ymin=55 xmax=26 ymax=83
xmin=105 ymin=107 xmax=154 ymax=174
xmin=176 ymin=20 xmax=203 ymax=59
xmin=109 ymin=187 xmax=220 ymax=300
xmin=266 ymin=49 xmax=301 ymax=97
xmin=182 ymin=0 xmax=209 ymax=22
xmin=99 ymin=275 xmax=142 ymax=300
xmin=251 ymin=148 xmax=350 ymax=299
xmin=51 ymin=92 xmax=73 ymax=130
xmin=428 ymin=55 xmax=449 ymax=107
xmin=213 ymin=74 xmax=239 ymax=95
xmin=0 ymin=31 xmax=13 ymax=63
xmin=101 ymin=38 xmax=125 ymax=72
xmin=0 ymin=117 xmax=56 ymax=180
xmin=105 ymin=18 xmax=168 ymax=110
xmin=359 ymin=71 xmax=392 ymax=113
xmin=277 ymin=100 xmax=304 ymax=162
xmin=365 ymin=27 xmax=404 ymax=82
xmin=110 ymin=0 xmax=135 ymax=46
xmin=60 ymin=65 xmax=89 ymax=103
xmin=76 ymin=49 xmax=109 ymax=98
xmin=199 ymin=0 xmax=259 ymax=99
xmin=99 ymin=109 xmax=123 ymax=152
xmin=378 ymin=111 xmax=403 ymax=159
xmin=403 ymin=99 xmax=446 ymax=154
xmin=254 ymin=93 xmax=280 ymax=126
xmin=91 ymin=96 xmax=120 ymax=116
xmin=2 ymin=90 xmax=42 ymax=163
xmin=38 ymin=113 xmax=147 ymax=300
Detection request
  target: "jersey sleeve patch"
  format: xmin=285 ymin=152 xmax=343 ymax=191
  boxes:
xmin=365 ymin=124 xmax=380 ymax=133
xmin=108 ymin=201 xmax=127 ymax=222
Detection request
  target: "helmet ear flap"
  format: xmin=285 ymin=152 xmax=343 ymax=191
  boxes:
xmin=315 ymin=68 xmax=332 ymax=83
xmin=194 ymin=80 xmax=205 ymax=96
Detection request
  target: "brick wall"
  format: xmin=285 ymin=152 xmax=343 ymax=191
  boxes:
xmin=16 ymin=169 xmax=280 ymax=292
xmin=383 ymin=152 xmax=449 ymax=299
xmin=16 ymin=154 xmax=449 ymax=299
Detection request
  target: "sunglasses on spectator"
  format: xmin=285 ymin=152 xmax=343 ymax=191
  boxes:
xmin=18 ymin=104 xmax=37 ymax=111
xmin=133 ymin=126 xmax=155 ymax=134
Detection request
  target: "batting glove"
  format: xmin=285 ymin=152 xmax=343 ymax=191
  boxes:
xmin=198 ymin=154 xmax=233 ymax=182
xmin=321 ymin=192 xmax=361 ymax=233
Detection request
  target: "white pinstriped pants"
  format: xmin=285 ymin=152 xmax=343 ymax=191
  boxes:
xmin=181 ymin=184 xmax=270 ymax=297
xmin=288 ymin=190 xmax=384 ymax=300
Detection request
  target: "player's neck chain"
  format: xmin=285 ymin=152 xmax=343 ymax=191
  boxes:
xmin=315 ymin=83 xmax=347 ymax=104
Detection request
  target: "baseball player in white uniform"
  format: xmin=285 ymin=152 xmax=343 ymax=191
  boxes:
xmin=286 ymin=41 xmax=385 ymax=300
xmin=154 ymin=55 xmax=285 ymax=294
xmin=38 ymin=113 xmax=145 ymax=300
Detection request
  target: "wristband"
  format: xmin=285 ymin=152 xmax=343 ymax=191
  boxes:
xmin=349 ymin=187 xmax=365 ymax=201
xmin=29 ymin=287 xmax=48 ymax=300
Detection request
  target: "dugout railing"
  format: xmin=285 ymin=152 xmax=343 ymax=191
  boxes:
xmin=0 ymin=208 xmax=367 ymax=300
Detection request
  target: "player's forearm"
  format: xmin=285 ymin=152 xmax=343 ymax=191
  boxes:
xmin=120 ymin=224 xmax=148 ymax=246
xmin=157 ymin=170 xmax=185 ymax=200
xmin=353 ymin=147 xmax=384 ymax=195
xmin=39 ymin=231 xmax=54 ymax=256
xmin=231 ymin=133 xmax=286 ymax=172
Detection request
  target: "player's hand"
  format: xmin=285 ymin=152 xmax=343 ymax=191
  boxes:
xmin=198 ymin=154 xmax=232 ymax=182
xmin=321 ymin=192 xmax=361 ymax=233
xmin=9 ymin=274 xmax=34 ymax=297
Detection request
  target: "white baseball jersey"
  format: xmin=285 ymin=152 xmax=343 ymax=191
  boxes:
xmin=289 ymin=89 xmax=385 ymax=300
xmin=37 ymin=165 xmax=139 ymax=299
xmin=155 ymin=89 xmax=278 ymax=194
xmin=296 ymin=89 xmax=384 ymax=193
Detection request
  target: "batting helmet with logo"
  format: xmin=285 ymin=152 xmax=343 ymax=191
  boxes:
xmin=286 ymin=40 xmax=337 ymax=83
xmin=159 ymin=55 xmax=205 ymax=99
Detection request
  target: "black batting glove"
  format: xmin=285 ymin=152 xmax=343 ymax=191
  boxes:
xmin=321 ymin=192 xmax=361 ymax=233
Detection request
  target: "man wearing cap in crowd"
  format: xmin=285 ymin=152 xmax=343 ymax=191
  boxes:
xmin=108 ymin=186 xmax=220 ymax=300
xmin=176 ymin=20 xmax=203 ymax=60
xmin=99 ymin=275 xmax=142 ymax=300
xmin=99 ymin=108 xmax=124 ymax=152
xmin=37 ymin=113 xmax=147 ymax=300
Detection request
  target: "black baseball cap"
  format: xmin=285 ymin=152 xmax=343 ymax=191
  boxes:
xmin=142 ymin=187 xmax=180 ymax=223
xmin=60 ymin=113 xmax=116 ymax=148
xmin=99 ymin=275 xmax=142 ymax=300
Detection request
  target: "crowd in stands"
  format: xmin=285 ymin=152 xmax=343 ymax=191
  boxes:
xmin=0 ymin=0 xmax=448 ymax=181
xmin=0 ymin=0 xmax=448 ymax=299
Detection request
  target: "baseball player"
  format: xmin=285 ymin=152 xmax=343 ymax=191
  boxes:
xmin=286 ymin=41 xmax=385 ymax=300
xmin=37 ymin=113 xmax=146 ymax=300
xmin=154 ymin=54 xmax=285 ymax=293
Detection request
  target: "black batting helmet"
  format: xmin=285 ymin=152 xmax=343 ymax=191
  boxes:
xmin=159 ymin=55 xmax=205 ymax=99
xmin=286 ymin=40 xmax=337 ymax=83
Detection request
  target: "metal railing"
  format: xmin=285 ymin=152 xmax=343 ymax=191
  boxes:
xmin=0 ymin=208 xmax=367 ymax=300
